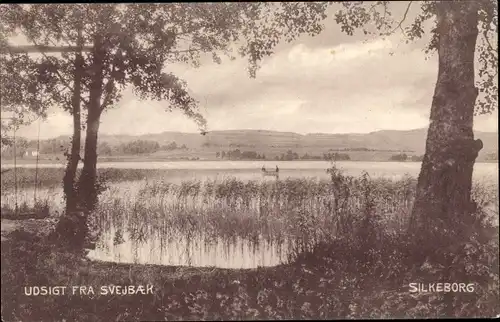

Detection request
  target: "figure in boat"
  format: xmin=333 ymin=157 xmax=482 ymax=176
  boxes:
xmin=261 ymin=165 xmax=279 ymax=178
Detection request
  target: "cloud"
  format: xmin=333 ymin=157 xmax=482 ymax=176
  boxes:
xmin=13 ymin=25 xmax=497 ymax=139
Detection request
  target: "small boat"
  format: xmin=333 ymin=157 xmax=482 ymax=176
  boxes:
xmin=261 ymin=166 xmax=279 ymax=178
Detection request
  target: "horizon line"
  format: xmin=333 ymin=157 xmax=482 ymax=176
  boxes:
xmin=12 ymin=126 xmax=498 ymax=141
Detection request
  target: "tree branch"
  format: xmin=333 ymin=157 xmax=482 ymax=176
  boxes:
xmin=389 ymin=1 xmax=413 ymax=35
xmin=31 ymin=39 xmax=90 ymax=107
xmin=100 ymin=49 xmax=122 ymax=111
xmin=46 ymin=37 xmax=92 ymax=93
xmin=483 ymin=33 xmax=498 ymax=60
xmin=166 ymin=47 xmax=203 ymax=55
xmin=482 ymin=19 xmax=498 ymax=60
xmin=101 ymin=67 xmax=116 ymax=111
xmin=2 ymin=44 xmax=94 ymax=54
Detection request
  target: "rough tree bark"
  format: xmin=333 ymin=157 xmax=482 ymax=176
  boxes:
xmin=409 ymin=1 xmax=482 ymax=257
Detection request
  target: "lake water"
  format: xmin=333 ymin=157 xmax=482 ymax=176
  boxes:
xmin=3 ymin=161 xmax=497 ymax=212
xmin=87 ymin=229 xmax=290 ymax=269
xmin=3 ymin=160 xmax=498 ymax=182
xmin=3 ymin=161 xmax=498 ymax=269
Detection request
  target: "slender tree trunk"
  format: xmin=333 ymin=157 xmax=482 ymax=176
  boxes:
xmin=63 ymin=52 xmax=83 ymax=214
xmin=51 ymin=24 xmax=89 ymax=249
xmin=78 ymin=40 xmax=105 ymax=214
xmin=78 ymin=107 xmax=102 ymax=212
xmin=409 ymin=1 xmax=482 ymax=259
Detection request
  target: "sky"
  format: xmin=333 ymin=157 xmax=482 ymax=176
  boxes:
xmin=5 ymin=2 xmax=499 ymax=140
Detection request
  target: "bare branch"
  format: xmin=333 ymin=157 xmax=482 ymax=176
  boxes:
xmin=389 ymin=1 xmax=413 ymax=35
xmin=167 ymin=48 xmax=203 ymax=55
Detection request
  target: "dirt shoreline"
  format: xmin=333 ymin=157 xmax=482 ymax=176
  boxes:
xmin=1 ymin=218 xmax=57 ymax=241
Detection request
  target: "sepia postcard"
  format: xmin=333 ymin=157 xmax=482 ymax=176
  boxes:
xmin=1 ymin=2 xmax=498 ymax=321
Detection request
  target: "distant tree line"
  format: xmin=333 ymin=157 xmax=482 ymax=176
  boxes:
xmin=410 ymin=155 xmax=424 ymax=162
xmin=204 ymin=142 xmax=257 ymax=149
xmin=99 ymin=140 xmax=188 ymax=156
xmin=1 ymin=137 xmax=33 ymax=158
xmin=330 ymin=147 xmax=415 ymax=152
xmin=0 ymin=137 xmax=64 ymax=158
xmin=389 ymin=153 xmax=424 ymax=162
xmin=274 ymin=150 xmax=300 ymax=161
xmin=298 ymin=153 xmax=323 ymax=160
xmin=322 ymin=152 xmax=351 ymax=161
xmin=229 ymin=143 xmax=257 ymax=148
xmin=119 ymin=140 xmax=160 ymax=155
xmin=1 ymin=137 xmax=189 ymax=158
xmin=216 ymin=149 xmax=266 ymax=160
xmin=484 ymin=152 xmax=497 ymax=161
xmin=274 ymin=151 xmax=350 ymax=161
xmin=215 ymin=149 xmax=351 ymax=161
xmin=161 ymin=141 xmax=188 ymax=151
xmin=0 ymin=136 xmax=434 ymax=162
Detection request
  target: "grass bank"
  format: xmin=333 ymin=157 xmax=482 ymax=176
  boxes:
xmin=1 ymin=217 xmax=498 ymax=321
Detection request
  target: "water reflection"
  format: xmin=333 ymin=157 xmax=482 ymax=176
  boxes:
xmin=88 ymin=228 xmax=290 ymax=269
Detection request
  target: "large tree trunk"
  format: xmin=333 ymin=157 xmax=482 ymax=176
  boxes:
xmin=409 ymin=1 xmax=482 ymax=258
xmin=78 ymin=40 xmax=105 ymax=214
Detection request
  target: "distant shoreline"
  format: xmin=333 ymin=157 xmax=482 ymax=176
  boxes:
xmin=1 ymin=158 xmax=498 ymax=166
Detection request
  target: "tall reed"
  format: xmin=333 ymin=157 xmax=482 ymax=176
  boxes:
xmin=92 ymin=168 xmax=420 ymax=261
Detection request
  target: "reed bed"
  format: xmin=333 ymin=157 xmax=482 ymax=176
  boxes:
xmin=0 ymin=167 xmax=185 ymax=191
xmin=2 ymin=166 xmax=497 ymax=265
xmin=90 ymin=170 xmax=419 ymax=262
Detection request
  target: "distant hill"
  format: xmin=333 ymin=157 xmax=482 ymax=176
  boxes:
xmin=3 ymin=128 xmax=497 ymax=162
xmin=100 ymin=127 xmax=498 ymax=156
